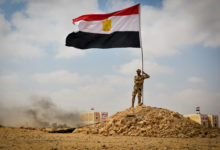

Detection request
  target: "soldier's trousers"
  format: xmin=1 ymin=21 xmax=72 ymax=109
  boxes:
xmin=132 ymin=87 xmax=142 ymax=107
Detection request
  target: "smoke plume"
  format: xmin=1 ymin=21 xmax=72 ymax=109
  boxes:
xmin=0 ymin=96 xmax=81 ymax=128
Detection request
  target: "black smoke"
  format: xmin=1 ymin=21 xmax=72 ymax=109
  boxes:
xmin=0 ymin=96 xmax=81 ymax=128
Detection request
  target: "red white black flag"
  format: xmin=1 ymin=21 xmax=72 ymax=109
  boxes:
xmin=66 ymin=4 xmax=140 ymax=49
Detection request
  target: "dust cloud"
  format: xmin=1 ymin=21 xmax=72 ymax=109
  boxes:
xmin=0 ymin=96 xmax=81 ymax=128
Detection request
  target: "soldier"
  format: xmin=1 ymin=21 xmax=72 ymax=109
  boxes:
xmin=132 ymin=69 xmax=150 ymax=107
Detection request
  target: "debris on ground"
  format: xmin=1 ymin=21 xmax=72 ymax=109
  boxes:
xmin=48 ymin=128 xmax=75 ymax=133
xmin=74 ymin=105 xmax=220 ymax=138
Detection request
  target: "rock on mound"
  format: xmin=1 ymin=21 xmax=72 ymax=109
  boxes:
xmin=74 ymin=105 xmax=219 ymax=138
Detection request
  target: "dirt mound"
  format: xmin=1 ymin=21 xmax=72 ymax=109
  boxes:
xmin=74 ymin=105 xmax=220 ymax=137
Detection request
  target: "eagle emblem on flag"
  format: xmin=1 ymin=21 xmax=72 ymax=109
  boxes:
xmin=66 ymin=4 xmax=141 ymax=49
xmin=102 ymin=19 xmax=111 ymax=31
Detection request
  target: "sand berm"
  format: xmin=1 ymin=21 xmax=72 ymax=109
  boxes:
xmin=74 ymin=105 xmax=220 ymax=138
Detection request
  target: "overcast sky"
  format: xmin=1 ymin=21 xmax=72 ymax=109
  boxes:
xmin=0 ymin=0 xmax=220 ymax=120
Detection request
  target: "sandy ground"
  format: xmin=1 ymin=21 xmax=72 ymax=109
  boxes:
xmin=0 ymin=127 xmax=220 ymax=150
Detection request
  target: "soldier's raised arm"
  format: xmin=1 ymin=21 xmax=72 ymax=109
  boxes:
xmin=142 ymin=71 xmax=150 ymax=79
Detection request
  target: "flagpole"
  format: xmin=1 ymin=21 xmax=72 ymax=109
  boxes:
xmin=138 ymin=4 xmax=144 ymax=105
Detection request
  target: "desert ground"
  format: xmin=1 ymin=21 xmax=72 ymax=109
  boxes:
xmin=0 ymin=127 xmax=220 ymax=150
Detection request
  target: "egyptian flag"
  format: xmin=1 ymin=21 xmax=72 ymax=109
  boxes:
xmin=66 ymin=4 xmax=140 ymax=49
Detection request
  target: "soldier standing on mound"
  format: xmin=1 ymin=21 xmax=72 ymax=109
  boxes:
xmin=132 ymin=69 xmax=150 ymax=107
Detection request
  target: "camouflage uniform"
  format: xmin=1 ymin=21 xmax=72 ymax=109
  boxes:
xmin=132 ymin=71 xmax=150 ymax=107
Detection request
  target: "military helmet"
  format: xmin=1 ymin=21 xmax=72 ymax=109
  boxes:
xmin=136 ymin=69 xmax=141 ymax=72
